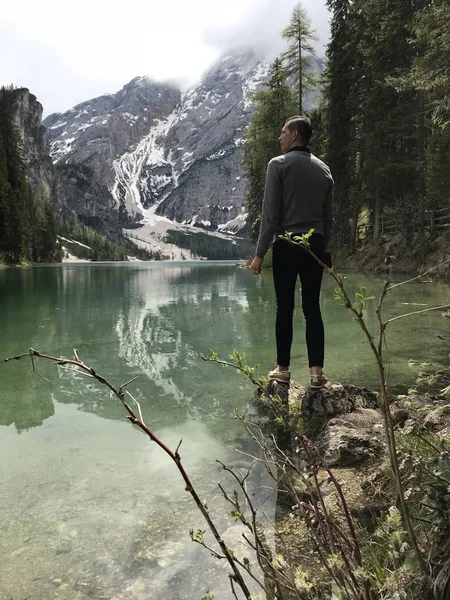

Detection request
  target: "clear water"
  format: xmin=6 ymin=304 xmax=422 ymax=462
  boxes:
xmin=1 ymin=262 xmax=449 ymax=599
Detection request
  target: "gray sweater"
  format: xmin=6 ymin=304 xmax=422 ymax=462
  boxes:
xmin=255 ymin=148 xmax=334 ymax=257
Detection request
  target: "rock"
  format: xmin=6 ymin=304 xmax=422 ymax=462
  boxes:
xmin=401 ymin=394 xmax=435 ymax=410
xmin=315 ymin=408 xmax=385 ymax=467
xmin=262 ymin=379 xmax=305 ymax=407
xmin=390 ymin=406 xmax=410 ymax=426
xmin=111 ymin=578 xmax=171 ymax=600
xmin=424 ymin=405 xmax=450 ymax=431
xmin=301 ymin=381 xmax=379 ymax=434
xmin=221 ymin=524 xmax=254 ymax=562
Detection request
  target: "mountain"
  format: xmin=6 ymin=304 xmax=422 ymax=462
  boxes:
xmin=43 ymin=50 xmax=270 ymax=238
xmin=9 ymin=88 xmax=54 ymax=197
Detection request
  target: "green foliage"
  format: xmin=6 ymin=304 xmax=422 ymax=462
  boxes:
xmin=56 ymin=214 xmax=129 ymax=261
xmin=241 ymin=59 xmax=297 ymax=243
xmin=281 ymin=2 xmax=318 ymax=112
xmin=164 ymin=229 xmax=253 ymax=260
xmin=411 ymin=0 xmax=450 ymax=131
xmin=322 ymin=0 xmax=450 ymax=248
xmin=0 ymin=87 xmax=59 ymax=264
xmin=190 ymin=529 xmax=207 ymax=544
xmin=279 ymin=229 xmax=315 ymax=249
xmin=425 ymin=127 xmax=450 ymax=213
xmin=352 ymin=287 xmax=375 ymax=318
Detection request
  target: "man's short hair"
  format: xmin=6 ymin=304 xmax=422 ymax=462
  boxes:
xmin=285 ymin=116 xmax=312 ymax=145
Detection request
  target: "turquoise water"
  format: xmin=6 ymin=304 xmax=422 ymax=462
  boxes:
xmin=0 ymin=262 xmax=449 ymax=599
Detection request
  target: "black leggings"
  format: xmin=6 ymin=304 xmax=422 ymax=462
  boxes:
xmin=272 ymin=235 xmax=325 ymax=368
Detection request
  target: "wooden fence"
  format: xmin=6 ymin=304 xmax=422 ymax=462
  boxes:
xmin=356 ymin=206 xmax=450 ymax=243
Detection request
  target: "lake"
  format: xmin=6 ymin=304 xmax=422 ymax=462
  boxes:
xmin=1 ymin=262 xmax=449 ymax=599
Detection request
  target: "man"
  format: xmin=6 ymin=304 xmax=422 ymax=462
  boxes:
xmin=251 ymin=116 xmax=333 ymax=388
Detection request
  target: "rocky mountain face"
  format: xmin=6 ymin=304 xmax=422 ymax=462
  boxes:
xmin=43 ymin=51 xmax=270 ymax=234
xmin=9 ymin=88 xmax=122 ymax=236
xmin=9 ymin=88 xmax=54 ymax=196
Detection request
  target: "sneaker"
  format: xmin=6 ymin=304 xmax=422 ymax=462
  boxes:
xmin=309 ymin=373 xmax=328 ymax=389
xmin=268 ymin=368 xmax=291 ymax=383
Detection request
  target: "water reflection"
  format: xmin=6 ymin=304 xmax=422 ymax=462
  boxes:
xmin=0 ymin=264 xmax=449 ymax=599
xmin=1 ymin=265 xmax=449 ymax=432
xmin=0 ymin=264 xmax=256 ymax=435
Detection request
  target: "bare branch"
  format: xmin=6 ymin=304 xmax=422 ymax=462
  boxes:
xmin=385 ymin=304 xmax=450 ymax=325
xmin=4 ymin=347 xmax=253 ymax=599
xmin=125 ymin=391 xmax=145 ymax=424
xmin=30 ymin=349 xmax=51 ymax=383
xmin=229 ymin=576 xmax=240 ymax=600
xmin=58 ymin=365 xmax=95 ymax=379
xmin=119 ymin=376 xmax=139 ymax=393
xmin=386 ymin=257 xmax=450 ymax=291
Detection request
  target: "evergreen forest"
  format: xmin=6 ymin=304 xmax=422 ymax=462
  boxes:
xmin=243 ymin=0 xmax=450 ymax=253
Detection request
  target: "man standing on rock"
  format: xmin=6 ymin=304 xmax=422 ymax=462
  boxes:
xmin=251 ymin=116 xmax=333 ymax=388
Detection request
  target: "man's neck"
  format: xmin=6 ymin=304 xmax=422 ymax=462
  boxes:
xmin=286 ymin=144 xmax=310 ymax=154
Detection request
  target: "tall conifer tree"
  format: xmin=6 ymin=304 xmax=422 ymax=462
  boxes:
xmin=242 ymin=59 xmax=297 ymax=242
xmin=281 ymin=2 xmax=318 ymax=113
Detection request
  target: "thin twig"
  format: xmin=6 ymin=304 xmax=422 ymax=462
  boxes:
xmin=125 ymin=391 xmax=145 ymax=424
xmin=386 ymin=258 xmax=450 ymax=291
xmin=58 ymin=365 xmax=95 ymax=379
xmin=229 ymin=576 xmax=240 ymax=600
xmin=30 ymin=349 xmax=51 ymax=383
xmin=385 ymin=304 xmax=450 ymax=325
xmin=119 ymin=376 xmax=139 ymax=392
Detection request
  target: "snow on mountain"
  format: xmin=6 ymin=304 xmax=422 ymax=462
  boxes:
xmin=43 ymin=49 xmax=270 ymax=251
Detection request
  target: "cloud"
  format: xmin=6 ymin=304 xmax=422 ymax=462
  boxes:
xmin=202 ymin=0 xmax=331 ymax=60
xmin=0 ymin=0 xmax=330 ymax=115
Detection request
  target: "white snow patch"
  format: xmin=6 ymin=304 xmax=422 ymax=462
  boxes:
xmin=49 ymin=120 xmax=67 ymax=130
xmin=124 ymin=214 xmax=243 ymax=261
xmin=58 ymin=236 xmax=91 ymax=250
xmin=218 ymin=211 xmax=248 ymax=235
xmin=50 ymin=137 xmax=76 ymax=161
xmin=206 ymin=148 xmax=227 ymax=161
xmin=111 ymin=111 xmax=179 ymax=217
xmin=242 ymin=63 xmax=270 ymax=109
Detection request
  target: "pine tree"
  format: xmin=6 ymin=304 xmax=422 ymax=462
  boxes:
xmin=241 ymin=59 xmax=297 ymax=242
xmin=281 ymin=2 xmax=318 ymax=113
xmin=0 ymin=88 xmax=29 ymax=262
xmin=412 ymin=0 xmax=450 ymax=131
xmin=32 ymin=185 xmax=57 ymax=261
xmin=0 ymin=143 xmax=13 ymax=257
xmin=323 ymin=0 xmax=358 ymax=248
xmin=355 ymin=0 xmax=427 ymax=241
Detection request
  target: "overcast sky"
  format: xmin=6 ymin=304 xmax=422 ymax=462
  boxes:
xmin=1 ymin=0 xmax=331 ymax=116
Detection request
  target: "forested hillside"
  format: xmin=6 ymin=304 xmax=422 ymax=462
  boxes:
xmin=244 ymin=0 xmax=450 ymax=265
xmin=0 ymin=87 xmax=58 ymax=263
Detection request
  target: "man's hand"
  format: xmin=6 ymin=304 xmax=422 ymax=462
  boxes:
xmin=251 ymin=256 xmax=263 ymax=275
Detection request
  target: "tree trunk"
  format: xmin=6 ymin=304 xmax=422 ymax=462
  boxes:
xmin=430 ymin=210 xmax=436 ymax=234
xmin=298 ymin=34 xmax=303 ymax=113
xmin=373 ymin=189 xmax=381 ymax=242
xmin=417 ymin=102 xmax=426 ymax=240
xmin=349 ymin=205 xmax=359 ymax=252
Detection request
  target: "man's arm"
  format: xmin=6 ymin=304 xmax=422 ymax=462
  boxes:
xmin=255 ymin=160 xmax=282 ymax=258
xmin=323 ymin=178 xmax=334 ymax=251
